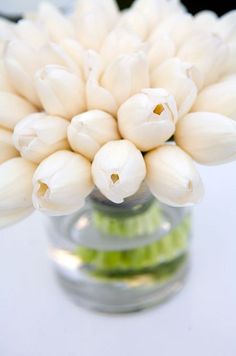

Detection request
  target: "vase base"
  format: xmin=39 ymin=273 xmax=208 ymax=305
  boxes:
xmin=53 ymin=254 xmax=189 ymax=314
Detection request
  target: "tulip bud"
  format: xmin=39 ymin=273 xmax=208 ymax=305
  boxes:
xmin=0 ymin=60 xmax=15 ymax=93
xmin=60 ymin=39 xmax=85 ymax=77
xmin=0 ymin=207 xmax=33 ymax=229
xmin=0 ymin=157 xmax=36 ymax=227
xmin=177 ymin=33 xmax=228 ymax=85
xmin=148 ymin=33 xmax=175 ymax=72
xmin=37 ymin=2 xmax=75 ymax=42
xmin=100 ymin=28 xmax=142 ymax=64
xmin=150 ymin=13 xmax=193 ymax=49
xmin=0 ymin=127 xmax=19 ymax=164
xmin=68 ymin=110 xmax=120 ymax=160
xmin=118 ymin=88 xmax=177 ymax=151
xmin=75 ymin=0 xmax=119 ymax=28
xmin=0 ymin=18 xmax=16 ymax=55
xmin=192 ymin=78 xmax=236 ymax=120
xmin=13 ymin=113 xmax=70 ymax=163
xmin=32 ymin=150 xmax=94 ymax=215
xmin=175 ymin=112 xmax=236 ymax=165
xmin=4 ymin=40 xmax=42 ymax=107
xmin=145 ymin=145 xmax=204 ymax=206
xmin=217 ymin=10 xmax=236 ymax=43
xmin=15 ymin=19 xmax=48 ymax=49
xmin=75 ymin=8 xmax=111 ymax=51
xmin=91 ymin=140 xmax=146 ymax=204
xmin=132 ymin=0 xmax=162 ymax=32
xmin=152 ymin=58 xmax=201 ymax=118
xmin=101 ymin=52 xmax=150 ymax=106
xmin=0 ymin=92 xmax=36 ymax=130
xmin=35 ymin=65 xmax=85 ymax=120
xmin=117 ymin=9 xmax=149 ymax=39
xmin=193 ymin=11 xmax=218 ymax=34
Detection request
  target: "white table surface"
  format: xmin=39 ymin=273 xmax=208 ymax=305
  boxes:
xmin=0 ymin=163 xmax=236 ymax=356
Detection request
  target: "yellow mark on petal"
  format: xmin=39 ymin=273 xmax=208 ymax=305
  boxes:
xmin=38 ymin=181 xmax=49 ymax=197
xmin=111 ymin=173 xmax=119 ymax=184
xmin=153 ymin=104 xmax=164 ymax=115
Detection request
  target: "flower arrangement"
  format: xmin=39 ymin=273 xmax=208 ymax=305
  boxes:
xmin=0 ymin=0 xmax=236 ymax=229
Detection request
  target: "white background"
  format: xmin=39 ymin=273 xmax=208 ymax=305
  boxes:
xmin=0 ymin=163 xmax=236 ymax=356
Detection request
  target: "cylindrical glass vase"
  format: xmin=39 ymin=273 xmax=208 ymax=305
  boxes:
xmin=47 ymin=185 xmax=191 ymax=313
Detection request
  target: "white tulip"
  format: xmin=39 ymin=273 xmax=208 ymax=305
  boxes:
xmin=0 ymin=92 xmax=36 ymax=130
xmin=192 ymin=78 xmax=236 ymax=119
xmin=0 ymin=60 xmax=15 ymax=93
xmin=68 ymin=110 xmax=120 ymax=160
xmin=32 ymin=150 xmax=94 ymax=215
xmin=117 ymin=9 xmax=149 ymax=39
xmin=217 ymin=10 xmax=236 ymax=43
xmin=0 ymin=18 xmax=16 ymax=55
xmin=118 ymin=88 xmax=177 ymax=151
xmin=148 ymin=33 xmax=175 ymax=72
xmin=35 ymin=65 xmax=85 ymax=120
xmin=145 ymin=145 xmax=204 ymax=206
xmin=0 ymin=128 xmax=19 ymax=164
xmin=0 ymin=207 xmax=33 ymax=229
xmin=0 ymin=158 xmax=36 ymax=219
xmin=86 ymin=77 xmax=118 ymax=116
xmin=75 ymin=0 xmax=119 ymax=27
xmin=75 ymin=8 xmax=111 ymax=51
xmin=152 ymin=58 xmax=201 ymax=118
xmin=101 ymin=52 xmax=150 ymax=106
xmin=223 ymin=42 xmax=236 ymax=75
xmin=177 ymin=33 xmax=228 ymax=85
xmin=39 ymin=43 xmax=81 ymax=75
xmin=15 ymin=19 xmax=48 ymax=49
xmin=60 ymin=39 xmax=85 ymax=77
xmin=131 ymin=0 xmax=163 ymax=32
xmin=175 ymin=112 xmax=236 ymax=165
xmin=100 ymin=27 xmax=142 ymax=64
xmin=193 ymin=11 xmax=218 ymax=34
xmin=37 ymin=2 xmax=75 ymax=42
xmin=149 ymin=13 xmax=193 ymax=49
xmin=4 ymin=40 xmax=41 ymax=107
xmin=13 ymin=113 xmax=69 ymax=163
xmin=91 ymin=140 xmax=146 ymax=204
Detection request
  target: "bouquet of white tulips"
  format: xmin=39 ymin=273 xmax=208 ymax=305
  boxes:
xmin=0 ymin=0 xmax=236 ymax=229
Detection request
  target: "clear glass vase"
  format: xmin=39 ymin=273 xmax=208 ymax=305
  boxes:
xmin=47 ymin=185 xmax=191 ymax=313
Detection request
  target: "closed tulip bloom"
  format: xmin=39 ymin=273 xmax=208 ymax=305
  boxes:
xmin=0 ymin=207 xmax=33 ymax=229
xmin=35 ymin=65 xmax=85 ymax=120
xmin=148 ymin=33 xmax=175 ymax=73
xmin=192 ymin=78 xmax=236 ymax=119
xmin=75 ymin=8 xmax=111 ymax=51
xmin=177 ymin=33 xmax=228 ymax=85
xmin=15 ymin=19 xmax=48 ymax=49
xmin=0 ymin=157 xmax=36 ymax=227
xmin=217 ymin=10 xmax=236 ymax=43
xmin=37 ymin=2 xmax=75 ymax=42
xmin=118 ymin=88 xmax=177 ymax=151
xmin=100 ymin=28 xmax=142 ymax=64
xmin=175 ymin=112 xmax=236 ymax=165
xmin=193 ymin=11 xmax=218 ymax=34
xmin=152 ymin=58 xmax=201 ymax=118
xmin=132 ymin=0 xmax=162 ymax=32
xmin=0 ymin=92 xmax=36 ymax=130
xmin=0 ymin=18 xmax=16 ymax=55
xmin=101 ymin=52 xmax=149 ymax=106
xmin=13 ymin=113 xmax=69 ymax=163
xmin=145 ymin=145 xmax=204 ymax=206
xmin=68 ymin=110 xmax=120 ymax=160
xmin=32 ymin=150 xmax=94 ymax=215
xmin=91 ymin=140 xmax=146 ymax=204
xmin=0 ymin=128 xmax=19 ymax=164
xmin=4 ymin=40 xmax=42 ymax=107
xmin=117 ymin=9 xmax=149 ymax=39
xmin=0 ymin=60 xmax=15 ymax=93
xmin=60 ymin=39 xmax=85 ymax=77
